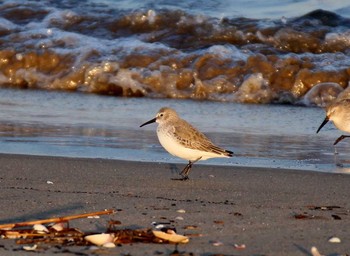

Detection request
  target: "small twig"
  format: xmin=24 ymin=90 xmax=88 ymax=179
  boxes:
xmin=2 ymin=228 xmax=84 ymax=239
xmin=0 ymin=209 xmax=115 ymax=230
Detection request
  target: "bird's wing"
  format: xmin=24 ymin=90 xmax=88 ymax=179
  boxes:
xmin=171 ymin=119 xmax=229 ymax=155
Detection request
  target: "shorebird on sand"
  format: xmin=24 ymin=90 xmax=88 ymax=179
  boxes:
xmin=140 ymin=107 xmax=233 ymax=180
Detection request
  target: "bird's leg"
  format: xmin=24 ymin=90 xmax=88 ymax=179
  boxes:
xmin=178 ymin=161 xmax=192 ymax=180
xmin=179 ymin=157 xmax=202 ymax=180
xmin=333 ymin=135 xmax=350 ymax=167
xmin=334 ymin=135 xmax=350 ymax=145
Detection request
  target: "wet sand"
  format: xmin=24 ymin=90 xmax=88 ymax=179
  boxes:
xmin=0 ymin=154 xmax=349 ymax=255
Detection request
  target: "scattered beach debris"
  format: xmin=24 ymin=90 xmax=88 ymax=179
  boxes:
xmin=0 ymin=209 xmax=114 ymax=230
xmin=293 ymin=213 xmax=325 ymax=220
xmin=84 ymin=233 xmax=115 ymax=246
xmin=211 ymin=241 xmax=224 ymax=246
xmin=109 ymin=220 xmax=122 ymax=226
xmin=0 ymin=209 xmax=114 ymax=248
xmin=307 ymin=205 xmax=341 ymax=211
xmin=151 ymin=221 xmax=176 ymax=233
xmin=183 ymin=225 xmax=197 ymax=230
xmin=153 ymin=230 xmax=189 ymax=244
xmin=294 ymin=205 xmax=349 ymax=220
xmin=50 ymin=222 xmax=64 ymax=232
xmin=311 ymin=246 xmax=324 ymax=256
xmin=328 ymin=236 xmax=341 ymax=243
xmin=233 ymin=243 xmax=246 ymax=250
xmin=33 ymin=224 xmax=49 ymax=234
xmin=22 ymin=244 xmax=38 ymax=251
xmin=0 ymin=209 xmax=189 ymax=252
xmin=102 ymin=242 xmax=116 ymax=248
xmin=87 ymin=215 xmax=100 ymax=219
xmin=331 ymin=214 xmax=342 ymax=220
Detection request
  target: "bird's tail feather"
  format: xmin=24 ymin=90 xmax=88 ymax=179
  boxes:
xmin=225 ymin=150 xmax=233 ymax=157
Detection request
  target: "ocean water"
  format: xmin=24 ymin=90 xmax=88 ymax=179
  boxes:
xmin=1 ymin=88 xmax=350 ymax=174
xmin=1 ymin=0 xmax=350 ymax=173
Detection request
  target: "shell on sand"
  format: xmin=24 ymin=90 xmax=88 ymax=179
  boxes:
xmin=152 ymin=230 xmax=189 ymax=243
xmin=84 ymin=233 xmax=115 ymax=246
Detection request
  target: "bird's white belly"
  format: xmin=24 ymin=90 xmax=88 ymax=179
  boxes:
xmin=157 ymin=129 xmax=222 ymax=161
xmin=333 ymin=117 xmax=350 ymax=133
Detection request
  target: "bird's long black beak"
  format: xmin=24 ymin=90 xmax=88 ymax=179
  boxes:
xmin=316 ymin=116 xmax=329 ymax=133
xmin=140 ymin=117 xmax=156 ymax=127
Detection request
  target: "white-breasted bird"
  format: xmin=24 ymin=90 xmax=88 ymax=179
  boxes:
xmin=140 ymin=107 xmax=233 ymax=180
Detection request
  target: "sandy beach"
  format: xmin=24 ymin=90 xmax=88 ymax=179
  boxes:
xmin=0 ymin=153 xmax=349 ymax=255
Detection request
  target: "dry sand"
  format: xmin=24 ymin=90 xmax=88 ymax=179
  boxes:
xmin=0 ymin=154 xmax=349 ymax=255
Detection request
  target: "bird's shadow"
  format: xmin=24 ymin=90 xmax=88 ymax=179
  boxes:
xmin=294 ymin=244 xmax=312 ymax=256
xmin=168 ymin=163 xmax=191 ymax=181
xmin=168 ymin=163 xmax=180 ymax=175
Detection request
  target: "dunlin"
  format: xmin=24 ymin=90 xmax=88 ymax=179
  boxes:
xmin=317 ymin=98 xmax=350 ymax=145
xmin=140 ymin=107 xmax=233 ymax=180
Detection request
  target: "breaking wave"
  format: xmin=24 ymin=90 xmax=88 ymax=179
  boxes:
xmin=0 ymin=0 xmax=350 ymax=106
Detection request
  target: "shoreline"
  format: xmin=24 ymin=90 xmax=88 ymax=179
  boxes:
xmin=0 ymin=150 xmax=347 ymax=175
xmin=0 ymin=153 xmax=349 ymax=255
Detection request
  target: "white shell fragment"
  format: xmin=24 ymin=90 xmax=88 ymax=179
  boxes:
xmin=212 ymin=241 xmax=224 ymax=246
xmin=176 ymin=209 xmax=186 ymax=213
xmin=152 ymin=230 xmax=189 ymax=244
xmin=311 ymin=246 xmax=324 ymax=256
xmin=234 ymin=243 xmax=246 ymax=249
xmin=328 ymin=236 xmax=341 ymax=243
xmin=84 ymin=233 xmax=115 ymax=246
xmin=155 ymin=224 xmax=169 ymax=230
xmin=87 ymin=215 xmax=100 ymax=219
xmin=33 ymin=224 xmax=49 ymax=233
xmin=50 ymin=223 xmax=65 ymax=232
xmin=102 ymin=242 xmax=116 ymax=248
xmin=23 ymin=244 xmax=38 ymax=251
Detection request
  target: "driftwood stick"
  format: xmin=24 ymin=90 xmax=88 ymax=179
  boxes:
xmin=0 ymin=209 xmax=115 ymax=230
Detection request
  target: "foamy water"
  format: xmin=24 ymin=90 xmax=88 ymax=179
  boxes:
xmin=0 ymin=0 xmax=350 ymax=105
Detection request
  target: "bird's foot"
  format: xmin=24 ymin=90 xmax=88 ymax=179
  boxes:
xmin=171 ymin=177 xmax=189 ymax=181
xmin=180 ymin=174 xmax=189 ymax=180
xmin=171 ymin=175 xmax=189 ymax=181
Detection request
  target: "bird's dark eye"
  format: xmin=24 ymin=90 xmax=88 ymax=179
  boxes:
xmin=160 ymin=113 xmax=164 ymax=117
